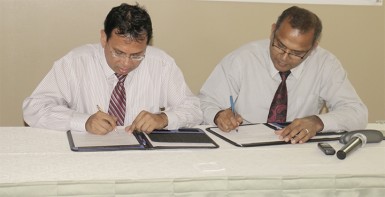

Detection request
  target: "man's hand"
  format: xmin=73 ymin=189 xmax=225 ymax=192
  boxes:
xmin=214 ymin=108 xmax=243 ymax=132
xmin=125 ymin=111 xmax=168 ymax=134
xmin=85 ymin=111 xmax=117 ymax=135
xmin=274 ymin=115 xmax=324 ymax=144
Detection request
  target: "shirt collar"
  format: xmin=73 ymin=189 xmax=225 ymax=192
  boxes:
xmin=268 ymin=60 xmax=305 ymax=80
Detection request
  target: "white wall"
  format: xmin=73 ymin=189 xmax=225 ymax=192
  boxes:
xmin=0 ymin=0 xmax=384 ymax=126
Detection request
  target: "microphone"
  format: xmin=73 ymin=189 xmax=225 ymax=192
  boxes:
xmin=337 ymin=130 xmax=384 ymax=160
xmin=337 ymin=133 xmax=367 ymax=160
xmin=339 ymin=130 xmax=384 ymax=144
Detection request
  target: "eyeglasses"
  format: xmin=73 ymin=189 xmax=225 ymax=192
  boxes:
xmin=271 ymin=34 xmax=311 ymax=60
xmin=108 ymin=43 xmax=146 ymax=62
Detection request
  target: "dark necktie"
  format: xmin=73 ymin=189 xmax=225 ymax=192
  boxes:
xmin=267 ymin=71 xmax=291 ymax=123
xmin=108 ymin=74 xmax=127 ymax=126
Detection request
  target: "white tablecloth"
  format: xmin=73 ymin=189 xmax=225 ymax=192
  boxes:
xmin=0 ymin=124 xmax=384 ymax=196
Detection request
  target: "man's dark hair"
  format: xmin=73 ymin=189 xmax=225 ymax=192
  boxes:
xmin=275 ymin=6 xmax=322 ymax=44
xmin=104 ymin=3 xmax=153 ymax=44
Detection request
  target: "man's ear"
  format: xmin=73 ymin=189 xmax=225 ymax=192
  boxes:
xmin=313 ymin=41 xmax=319 ymax=49
xmin=100 ymin=29 xmax=107 ymax=48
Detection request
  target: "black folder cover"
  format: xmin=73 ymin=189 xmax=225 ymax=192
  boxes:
xmin=206 ymin=123 xmax=346 ymax=147
xmin=67 ymin=128 xmax=219 ymax=152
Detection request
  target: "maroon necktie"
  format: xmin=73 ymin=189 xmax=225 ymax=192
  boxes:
xmin=108 ymin=74 xmax=127 ymax=126
xmin=267 ymin=71 xmax=291 ymax=123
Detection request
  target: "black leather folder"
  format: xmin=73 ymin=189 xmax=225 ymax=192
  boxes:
xmin=206 ymin=123 xmax=345 ymax=147
xmin=67 ymin=128 xmax=219 ymax=152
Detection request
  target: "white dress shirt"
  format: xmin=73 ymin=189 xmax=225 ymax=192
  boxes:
xmin=199 ymin=39 xmax=368 ymax=132
xmin=23 ymin=43 xmax=202 ymax=132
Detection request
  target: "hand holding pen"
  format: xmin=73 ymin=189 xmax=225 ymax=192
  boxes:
xmin=97 ymin=105 xmax=119 ymax=133
xmin=213 ymin=96 xmax=243 ymax=132
xmin=84 ymin=105 xmax=117 ymax=135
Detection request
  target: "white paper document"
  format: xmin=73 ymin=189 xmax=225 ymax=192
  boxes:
xmin=209 ymin=124 xmax=278 ymax=145
xmin=70 ymin=127 xmax=140 ymax=147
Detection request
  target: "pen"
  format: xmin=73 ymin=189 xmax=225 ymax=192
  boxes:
xmin=97 ymin=105 xmax=103 ymax=112
xmin=230 ymin=96 xmax=238 ymax=132
xmin=96 ymin=105 xmax=117 ymax=132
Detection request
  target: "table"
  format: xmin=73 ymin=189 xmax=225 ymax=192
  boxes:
xmin=1 ymin=124 xmax=384 ymax=196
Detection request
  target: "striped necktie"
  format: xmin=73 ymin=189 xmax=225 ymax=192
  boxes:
xmin=108 ymin=74 xmax=127 ymax=126
xmin=267 ymin=71 xmax=291 ymax=123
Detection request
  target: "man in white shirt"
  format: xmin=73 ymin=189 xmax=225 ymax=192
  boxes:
xmin=23 ymin=3 xmax=202 ymax=134
xmin=199 ymin=6 xmax=367 ymax=143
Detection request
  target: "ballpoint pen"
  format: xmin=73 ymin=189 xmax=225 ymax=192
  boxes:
xmin=97 ymin=105 xmax=103 ymax=112
xmin=230 ymin=96 xmax=239 ymax=132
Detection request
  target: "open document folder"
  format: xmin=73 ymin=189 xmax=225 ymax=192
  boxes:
xmin=67 ymin=127 xmax=219 ymax=152
xmin=206 ymin=123 xmax=345 ymax=147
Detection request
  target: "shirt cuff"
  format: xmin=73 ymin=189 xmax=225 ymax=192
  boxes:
xmin=203 ymin=108 xmax=221 ymax=126
xmin=163 ymin=111 xmax=177 ymax=130
xmin=317 ymin=114 xmax=338 ymax=132
xmin=70 ymin=112 xmax=90 ymax=132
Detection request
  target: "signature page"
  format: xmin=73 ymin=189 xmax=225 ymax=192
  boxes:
xmin=209 ymin=124 xmax=278 ymax=145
